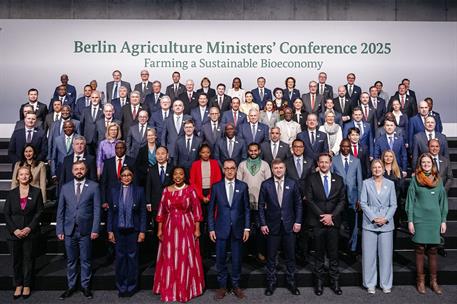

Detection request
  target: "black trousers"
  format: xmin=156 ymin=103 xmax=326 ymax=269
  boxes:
xmin=8 ymin=237 xmax=34 ymax=287
xmin=313 ymin=225 xmax=340 ymax=281
xmin=246 ymin=210 xmax=266 ymax=258
xmin=200 ymin=189 xmax=215 ymax=259
xmin=266 ymin=224 xmax=296 ymax=285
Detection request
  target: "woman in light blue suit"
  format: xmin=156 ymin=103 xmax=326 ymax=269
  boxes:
xmin=360 ymin=159 xmax=397 ymax=294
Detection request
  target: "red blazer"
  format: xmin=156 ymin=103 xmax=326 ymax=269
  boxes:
xmin=189 ymin=159 xmax=222 ymax=201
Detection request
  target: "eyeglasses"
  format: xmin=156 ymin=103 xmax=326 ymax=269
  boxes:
xmin=223 ymin=167 xmax=236 ymax=171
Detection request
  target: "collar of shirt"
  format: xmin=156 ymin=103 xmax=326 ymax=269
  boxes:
xmin=158 ymin=163 xmax=167 ymax=171
xmin=65 ymin=134 xmax=73 ymax=140
xmin=116 ymin=156 xmax=125 ymax=163
xmin=427 ymin=130 xmax=436 ymax=137
xmin=25 ymin=127 xmax=34 ymax=132
xmin=319 ymin=171 xmax=331 ymax=180
xmin=185 ymin=135 xmax=193 ymax=141
xmin=341 ymin=154 xmax=350 ymax=163
xmin=225 ymin=178 xmax=235 ymax=186
xmin=293 ymin=155 xmax=302 ymax=163
xmin=74 ymin=179 xmax=86 ymax=188
xmin=274 ymin=177 xmax=284 ymax=184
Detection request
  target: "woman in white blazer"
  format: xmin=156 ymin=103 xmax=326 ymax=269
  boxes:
xmin=360 ymin=159 xmax=397 ymax=294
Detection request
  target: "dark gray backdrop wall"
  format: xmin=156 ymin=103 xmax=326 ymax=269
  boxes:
xmin=0 ymin=0 xmax=455 ymax=21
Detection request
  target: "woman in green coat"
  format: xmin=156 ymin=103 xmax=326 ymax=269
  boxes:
xmin=406 ymin=153 xmax=448 ymax=295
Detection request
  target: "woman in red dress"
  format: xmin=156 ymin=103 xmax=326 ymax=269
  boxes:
xmin=153 ymin=167 xmax=205 ymax=302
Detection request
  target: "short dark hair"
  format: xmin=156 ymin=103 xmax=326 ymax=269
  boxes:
xmin=271 ymin=158 xmax=285 ymax=167
xmin=27 ymin=88 xmax=38 ymax=95
xmin=248 ymin=142 xmax=260 ymax=150
xmin=347 ymin=127 xmax=360 ymax=136
xmin=318 ymin=152 xmax=333 ymax=162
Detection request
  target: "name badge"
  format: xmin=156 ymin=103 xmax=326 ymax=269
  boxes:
xmin=285 ymin=186 xmax=290 ymax=190
xmin=332 ymin=179 xmax=336 ymax=182
xmin=235 ymin=189 xmax=240 ymax=193
xmin=431 ymin=191 xmax=435 ymax=195
xmin=28 ymin=197 xmax=32 ymax=200
xmin=192 ymin=148 xmax=196 ymax=151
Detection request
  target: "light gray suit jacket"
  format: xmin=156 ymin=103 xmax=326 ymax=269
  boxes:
xmin=331 ymin=154 xmax=363 ymax=208
xmin=126 ymin=123 xmax=148 ymax=159
xmin=360 ymin=178 xmax=397 ymax=232
xmin=260 ymin=111 xmax=280 ymax=129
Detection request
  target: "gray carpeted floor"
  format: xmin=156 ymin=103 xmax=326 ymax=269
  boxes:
xmin=2 ymin=286 xmax=456 ymax=303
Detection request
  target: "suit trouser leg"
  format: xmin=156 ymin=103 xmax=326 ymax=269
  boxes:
xmin=125 ymin=232 xmax=139 ymax=294
xmin=327 ymin=227 xmax=340 ymax=281
xmin=230 ymin=235 xmax=242 ymax=288
xmin=8 ymin=240 xmax=24 ymax=287
xmin=378 ymin=231 xmax=393 ymax=289
xmin=216 ymin=238 xmax=228 ymax=288
xmin=115 ymin=232 xmax=127 ymax=293
xmin=266 ymin=234 xmax=281 ymax=285
xmin=79 ymin=234 xmax=92 ymax=289
xmin=362 ymin=229 xmax=378 ymax=288
xmin=21 ymin=237 xmax=34 ymax=287
xmin=282 ymin=232 xmax=296 ymax=285
xmin=312 ymin=227 xmax=326 ymax=281
xmin=64 ymin=233 xmax=80 ymax=289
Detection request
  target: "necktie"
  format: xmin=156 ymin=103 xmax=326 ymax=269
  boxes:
xmin=434 ymin=157 xmax=440 ymax=171
xmin=140 ymin=124 xmax=144 ymax=138
xmin=311 ymin=131 xmax=315 ymax=145
xmin=113 ymin=83 xmax=118 ymax=100
xmin=272 ymin=143 xmax=278 ymax=159
xmin=349 ymin=85 xmax=353 ymax=96
xmin=311 ymin=94 xmax=315 ymax=110
xmin=260 ymin=89 xmax=264 ymax=100
xmin=76 ymin=182 xmax=82 ymax=202
xmin=388 ymin=136 xmax=393 ymax=149
xmin=401 ymin=95 xmax=405 ymax=109
xmin=132 ymin=106 xmax=137 ymax=119
xmin=372 ymin=98 xmax=377 ymax=109
xmin=428 ymin=133 xmax=433 ymax=140
xmin=213 ymin=123 xmax=217 ymax=139
xmin=219 ymin=96 xmax=223 ymax=108
xmin=26 ymin=129 xmax=32 ymax=143
xmin=320 ymin=84 xmax=324 ymax=95
xmin=251 ymin=124 xmax=256 ymax=140
xmin=344 ymin=157 xmax=349 ymax=173
xmin=92 ymin=107 xmax=97 ymax=120
xmin=233 ymin=111 xmax=237 ymax=126
xmin=356 ymin=122 xmax=363 ymax=135
xmin=188 ymin=92 xmax=192 ymax=101
xmin=160 ymin=165 xmax=165 ymax=184
xmin=296 ymin=158 xmax=302 ymax=177
xmin=163 ymin=112 xmax=167 ymax=121
xmin=186 ymin=138 xmax=191 ymax=152
xmin=340 ymin=98 xmax=345 ymax=111
xmin=59 ymin=96 xmax=64 ymax=102
xmin=85 ymin=97 xmax=90 ymax=107
xmin=66 ymin=136 xmax=71 ymax=153
xmin=117 ymin=158 xmax=122 ymax=178
xmin=228 ymin=181 xmax=234 ymax=206
xmin=353 ymin=144 xmax=358 ymax=157
xmin=55 ymin=113 xmax=60 ymax=121
xmin=76 ymin=155 xmax=81 ymax=162
xmin=228 ymin=139 xmax=234 ymax=157
xmin=364 ymin=105 xmax=368 ymax=120
xmin=155 ymin=94 xmax=159 ymax=103
xmin=175 ymin=115 xmax=181 ymax=133
xmin=276 ymin=180 xmax=283 ymax=206
xmin=143 ymin=82 xmax=147 ymax=93
xmin=105 ymin=120 xmax=109 ymax=128
xmin=323 ymin=175 xmax=330 ymax=198
xmin=174 ymin=84 xmax=178 ymax=96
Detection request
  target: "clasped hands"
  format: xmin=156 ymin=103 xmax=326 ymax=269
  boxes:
xmin=320 ymin=214 xmax=334 ymax=226
xmin=373 ymin=217 xmax=387 ymax=227
xmin=13 ymin=227 xmax=31 ymax=239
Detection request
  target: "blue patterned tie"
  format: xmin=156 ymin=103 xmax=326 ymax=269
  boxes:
xmin=344 ymin=158 xmax=349 ymax=174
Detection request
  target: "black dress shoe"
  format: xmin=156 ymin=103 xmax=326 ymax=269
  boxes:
xmin=314 ymin=280 xmax=323 ymax=296
xmin=438 ymin=247 xmax=447 ymax=257
xmin=82 ymin=288 xmax=93 ymax=299
xmin=331 ymin=281 xmax=343 ymax=295
xmin=13 ymin=294 xmax=21 ymax=300
xmin=59 ymin=288 xmax=76 ymax=300
xmin=287 ymin=284 xmax=301 ymax=295
xmin=264 ymin=284 xmax=275 ymax=296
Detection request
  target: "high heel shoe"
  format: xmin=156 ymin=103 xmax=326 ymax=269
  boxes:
xmin=13 ymin=287 xmax=23 ymax=300
xmin=22 ymin=287 xmax=31 ymax=299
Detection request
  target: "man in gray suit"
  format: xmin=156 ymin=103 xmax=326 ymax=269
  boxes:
xmin=412 ymin=116 xmax=449 ymax=168
xmin=302 ymin=80 xmax=324 ymax=114
xmin=56 ymin=161 xmax=101 ymax=299
xmin=317 ymin=72 xmax=334 ymax=101
xmin=95 ymin=103 xmax=121 ymax=144
xmin=165 ymin=71 xmax=186 ymax=101
xmin=201 ymin=106 xmax=222 ymax=151
xmin=260 ymin=127 xmax=290 ymax=165
xmin=106 ymin=70 xmax=131 ymax=102
xmin=51 ymin=120 xmax=75 ymax=179
xmin=80 ymin=91 xmax=104 ymax=155
xmin=161 ymin=100 xmax=191 ymax=159
xmin=126 ymin=110 xmax=149 ymax=159
xmin=133 ymin=69 xmax=153 ymax=102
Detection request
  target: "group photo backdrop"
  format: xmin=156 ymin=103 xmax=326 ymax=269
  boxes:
xmin=0 ymin=19 xmax=456 ymax=134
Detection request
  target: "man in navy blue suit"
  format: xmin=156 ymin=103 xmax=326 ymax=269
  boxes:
xmin=425 ymin=97 xmax=443 ymax=133
xmin=342 ymin=107 xmax=374 ymax=157
xmin=53 ymin=74 xmax=77 ymax=101
xmin=259 ymin=159 xmax=302 ymax=296
xmin=56 ymin=161 xmax=100 ymax=299
xmin=408 ymin=100 xmax=440 ymax=149
xmin=369 ymin=86 xmax=386 ymax=135
xmin=297 ymin=113 xmax=329 ymax=161
xmin=208 ymin=159 xmax=250 ymax=300
xmin=190 ymin=93 xmax=210 ymax=135
xmin=50 ymin=84 xmax=75 ymax=111
xmin=74 ymin=85 xmax=93 ymax=120
xmin=220 ymin=97 xmax=247 ymax=130
xmin=173 ymin=119 xmax=202 ymax=172
xmin=111 ymin=86 xmax=130 ymax=121
xmin=149 ymin=95 xmax=172 ymax=141
xmin=344 ymin=73 xmax=361 ymax=105
xmin=143 ymin=80 xmax=164 ymax=115
xmin=374 ymin=118 xmax=408 ymax=175
xmin=213 ymin=123 xmax=247 ymax=166
xmin=251 ymin=77 xmax=272 ymax=109
xmin=238 ymin=109 xmax=269 ymax=145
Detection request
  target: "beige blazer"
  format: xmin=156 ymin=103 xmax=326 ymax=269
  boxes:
xmin=11 ymin=161 xmax=47 ymax=202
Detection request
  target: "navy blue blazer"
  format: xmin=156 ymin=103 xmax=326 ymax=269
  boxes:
xmin=374 ymin=134 xmax=408 ymax=171
xmin=371 ymin=97 xmax=386 ymax=127
xmin=60 ymin=153 xmax=97 ymax=184
xmin=412 ymin=132 xmax=449 ymax=169
xmin=251 ymin=87 xmax=272 ymax=109
xmin=148 ymin=110 xmax=172 ymax=140
xmin=408 ymin=114 xmax=442 ymax=149
xmin=56 ymin=179 xmax=101 ymax=236
xmin=296 ymin=129 xmax=329 ymax=161
xmin=207 ymin=179 xmax=250 ymax=240
xmin=174 ymin=135 xmax=203 ymax=169
xmin=282 ymin=88 xmax=301 ymax=103
xmin=343 ymin=121 xmax=374 ymax=156
xmin=213 ymin=136 xmax=247 ymax=166
xmin=49 ymin=94 xmax=75 ymax=111
xmin=258 ymin=177 xmax=303 ymax=234
xmin=73 ymin=97 xmax=90 ymax=120
xmin=220 ymin=110 xmax=247 ymax=129
xmin=53 ymin=84 xmax=77 ymax=100
xmin=237 ymin=122 xmax=269 ymax=145
xmin=111 ymin=98 xmax=130 ymax=120
xmin=144 ymin=92 xmax=164 ymax=115
xmin=344 ymin=84 xmax=362 ymax=104
xmin=8 ymin=128 xmax=47 ymax=164
xmin=107 ymin=185 xmax=146 ymax=233
xmin=190 ymin=106 xmax=210 ymax=134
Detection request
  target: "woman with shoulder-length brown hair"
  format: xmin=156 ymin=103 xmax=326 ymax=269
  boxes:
xmin=406 ymin=153 xmax=448 ymax=295
xmin=4 ymin=166 xmax=44 ymax=299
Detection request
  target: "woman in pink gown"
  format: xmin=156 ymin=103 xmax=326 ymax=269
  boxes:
xmin=153 ymin=167 xmax=205 ymax=302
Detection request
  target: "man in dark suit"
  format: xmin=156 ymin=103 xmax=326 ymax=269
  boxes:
xmin=369 ymin=85 xmax=386 ymax=134
xmin=149 ymin=95 xmax=172 ymax=141
xmin=111 ymin=86 xmax=130 ymax=121
xmin=52 ymin=74 xmax=77 ymax=101
xmin=126 ymin=110 xmax=149 ymax=159
xmin=15 ymin=104 xmax=43 ymax=131
xmin=401 ymin=78 xmax=417 ymax=101
xmin=73 ymin=85 xmax=93 ymax=120
xmin=80 ymin=91 xmax=104 ymax=154
xmin=259 ymin=159 xmax=302 ymax=296
xmin=8 ymin=112 xmax=47 ymax=164
xmin=161 ymin=99 xmax=191 ymax=159
xmin=344 ymin=73 xmax=362 ymax=105
xmin=260 ymin=127 xmax=290 ymax=165
xmin=56 ymin=161 xmax=100 ymax=299
xmin=43 ymin=100 xmax=62 ymax=134
xmin=214 ymin=123 xmax=247 ymax=166
xmin=425 ymin=97 xmax=443 ymax=133
xmin=120 ymin=91 xmax=145 ymax=140
xmin=143 ymin=80 xmax=164 ymax=115
xmin=19 ymin=88 xmax=48 ymax=123
xmin=165 ymin=71 xmax=186 ymax=101
xmin=50 ymin=84 xmax=75 ymax=111
xmin=178 ymin=79 xmax=198 ymax=115
xmin=220 ymin=97 xmax=247 ymax=130
xmin=306 ymin=153 xmax=346 ymax=296
xmin=106 ymin=69 xmax=132 ymax=102
xmin=133 ymin=69 xmax=153 ymax=102
xmin=282 ymin=77 xmax=300 ymax=103
xmin=100 ymin=141 xmax=135 ymax=206
xmin=342 ymin=107 xmax=374 ymax=157
xmin=50 ymin=120 xmax=76 ymax=179
xmin=291 ymin=98 xmax=307 ymax=131
xmin=47 ymin=105 xmax=80 ymax=161
xmin=412 ymin=116 xmax=449 ymax=168
xmin=428 ymin=139 xmax=453 ymax=193
xmin=238 ymin=109 xmax=269 ymax=145
xmin=173 ymin=120 xmax=202 ymax=172
xmin=388 ymin=83 xmax=417 ymax=118
xmin=59 ymin=135 xmax=97 ymax=185
xmin=251 ymin=77 xmax=272 ymax=109
xmin=201 ymin=106 xmax=222 ymax=151
xmin=302 ymin=81 xmax=324 ymax=114
xmin=358 ymin=92 xmax=377 ymax=132
xmin=190 ymin=93 xmax=210 ymax=135
xmin=317 ymin=72 xmax=334 ymax=101
xmin=297 ymin=113 xmax=329 ymax=161
xmin=374 ymin=119 xmax=408 ymax=174
xmin=145 ymin=146 xmax=173 ymax=212
xmin=333 ymin=86 xmax=352 ymax=124
xmin=95 ymin=104 xmax=121 ymax=144
xmin=347 ymin=127 xmax=370 ymax=179
xmin=211 ymin=83 xmax=232 ymax=113
xmin=408 ymin=100 xmax=441 ymax=148
xmin=208 ymin=159 xmax=250 ymax=300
